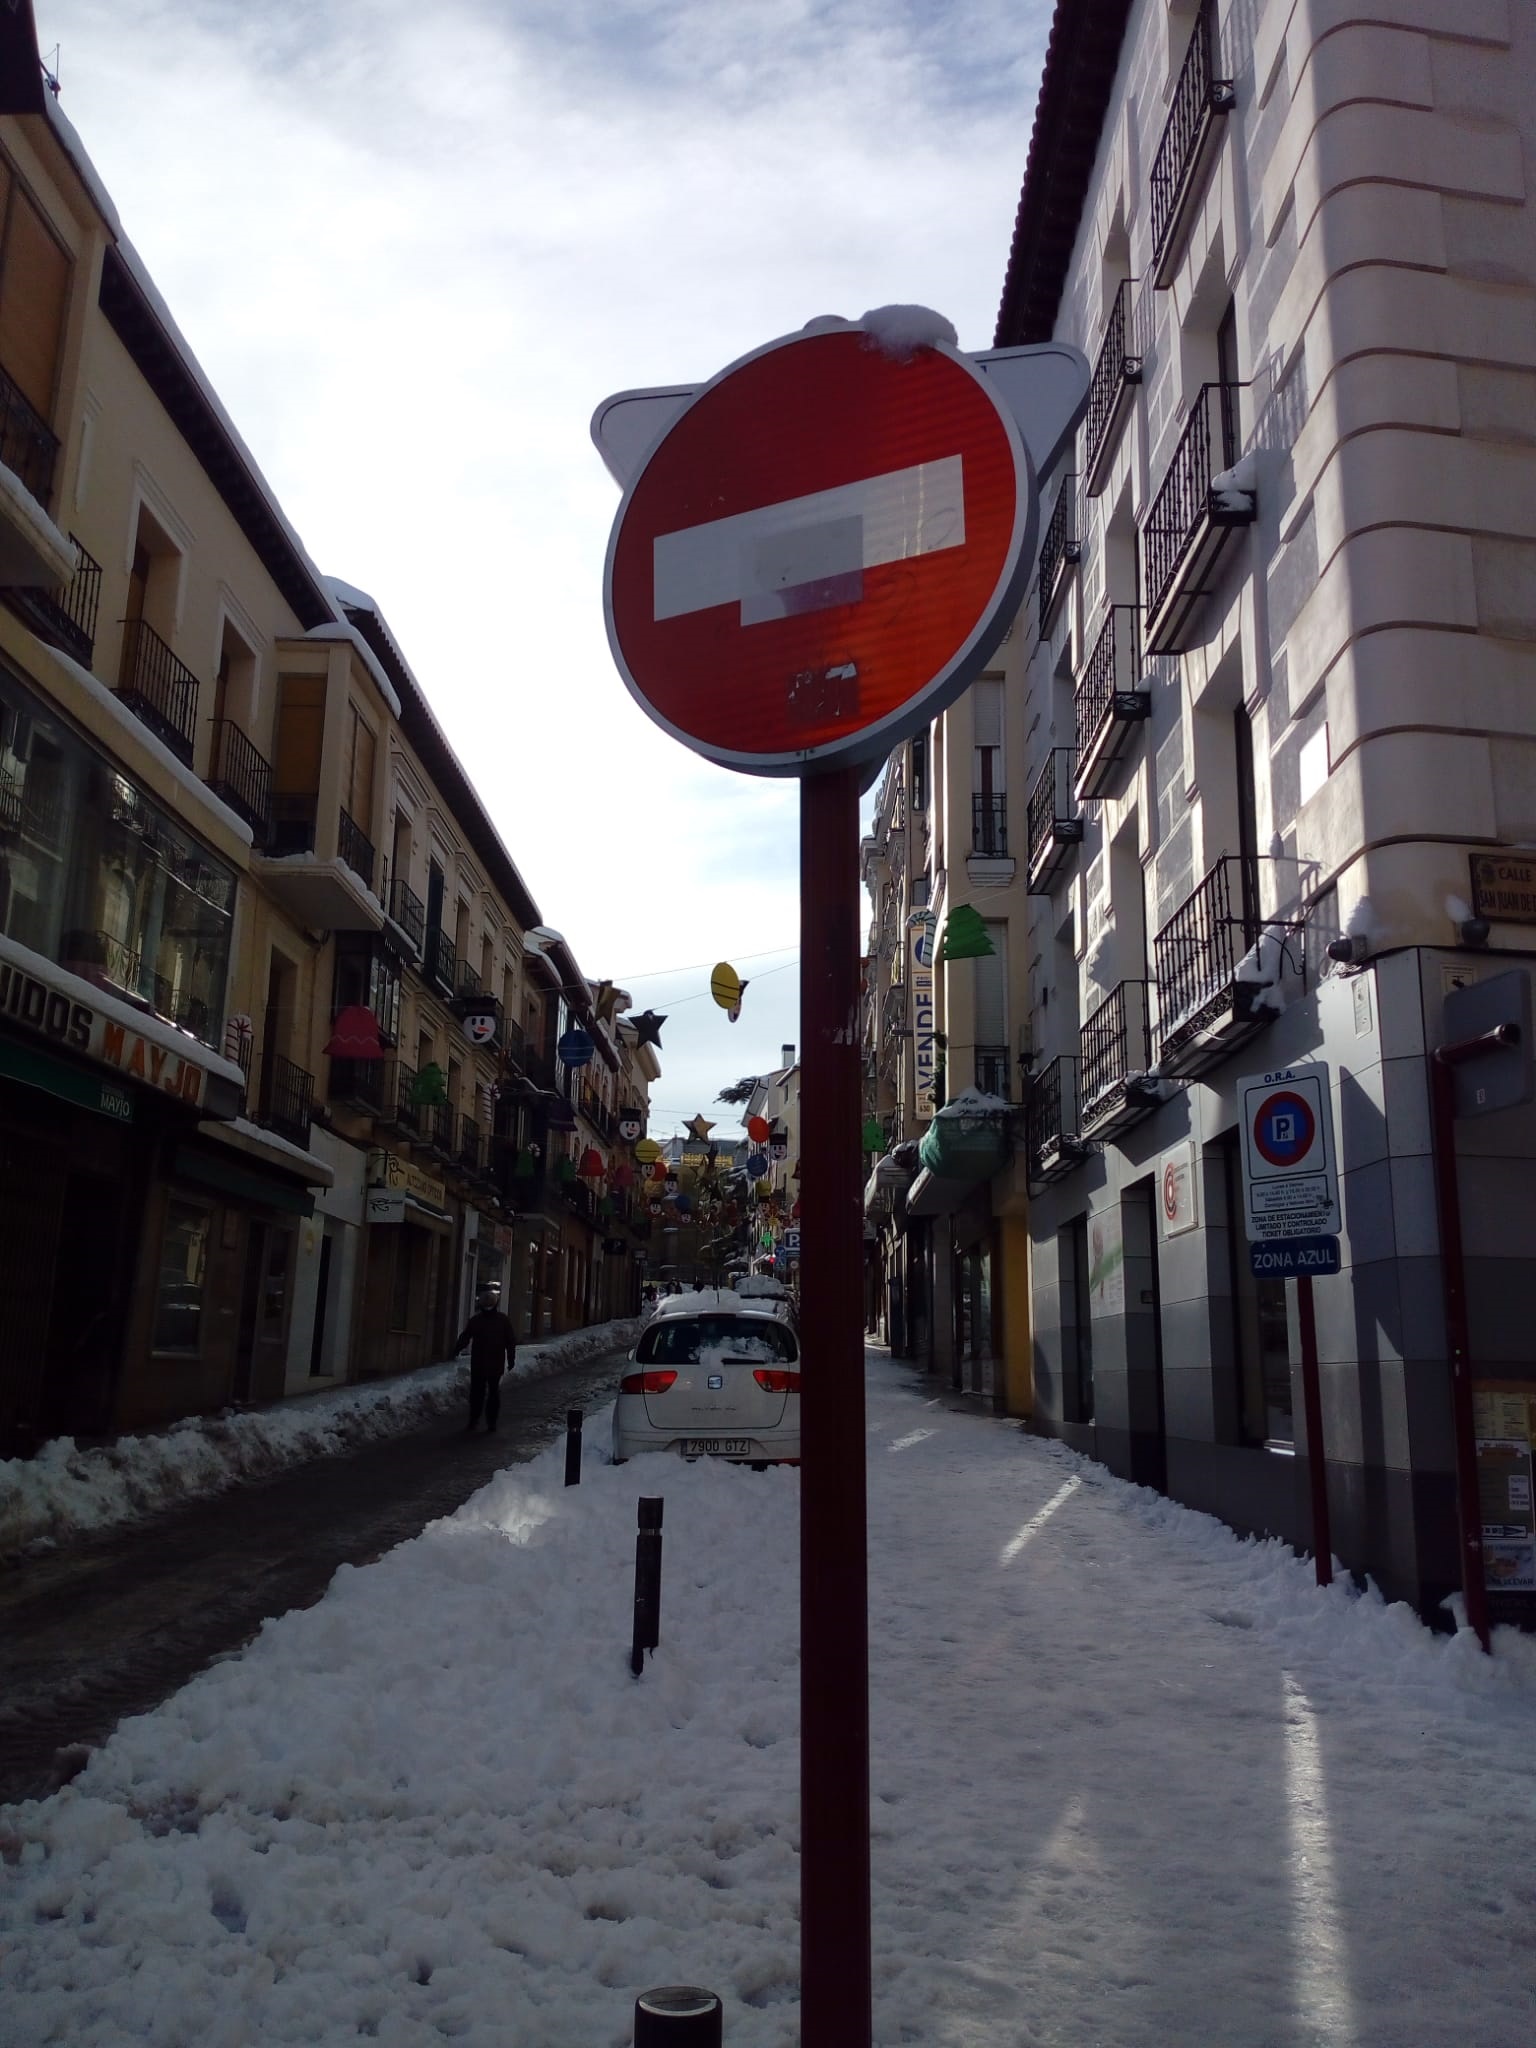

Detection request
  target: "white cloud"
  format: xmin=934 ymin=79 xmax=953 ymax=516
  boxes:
xmin=39 ymin=0 xmax=1051 ymax=1124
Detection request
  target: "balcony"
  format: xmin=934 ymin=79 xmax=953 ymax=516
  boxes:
xmin=206 ymin=718 xmax=273 ymax=841
xmin=425 ymin=925 xmax=456 ymax=996
xmin=337 ymin=805 xmax=376 ymax=891
xmin=259 ymin=1054 xmax=314 ymax=1148
xmin=1028 ymin=1055 xmax=1090 ymax=1185
xmin=8 ymin=535 xmax=103 ymax=665
xmin=116 ymin=618 xmax=200 ymax=765
xmin=381 ymin=1060 xmax=422 ymax=1136
xmin=1038 ymin=473 xmax=1080 ymax=635
xmin=329 ymin=1054 xmax=390 ymax=1114
xmin=971 ymin=792 xmax=1008 ymax=857
xmin=417 ymin=1100 xmax=455 ymax=1157
xmin=456 ymin=1113 xmax=485 ymax=1176
xmin=1141 ymin=383 xmax=1253 ymax=656
xmin=386 ymin=876 xmax=425 ymax=956
xmin=1084 ymin=281 xmax=1142 ymax=497
xmin=1150 ymin=0 xmax=1235 ymax=289
xmin=456 ymin=959 xmax=483 ymax=1000
xmin=1153 ymin=853 xmax=1272 ymax=1077
xmin=974 ymin=1045 xmax=1012 ymax=1101
xmin=256 ymin=794 xmax=385 ymax=931
xmin=1080 ymin=980 xmax=1162 ymax=1141
xmin=1026 ymin=748 xmax=1083 ymax=895
xmin=1074 ymin=605 xmax=1150 ymax=802
xmin=0 ymin=361 xmax=59 ymax=510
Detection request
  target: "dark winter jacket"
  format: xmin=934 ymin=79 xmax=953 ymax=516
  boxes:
xmin=454 ymin=1309 xmax=517 ymax=1374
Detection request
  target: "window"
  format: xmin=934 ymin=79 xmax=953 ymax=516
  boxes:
xmin=972 ymin=678 xmax=1004 ymax=798
xmin=344 ymin=701 xmax=375 ymax=832
xmin=1222 ymin=1136 xmax=1294 ymax=1445
xmin=153 ymin=1200 xmax=211 ymax=1352
xmin=0 ymin=667 xmax=233 ymax=1045
xmin=1063 ymin=1217 xmax=1094 ymax=1423
xmin=637 ymin=1315 xmax=797 ymax=1365
xmin=0 ymin=154 xmax=70 ymax=433
xmin=910 ymin=732 xmax=929 ymax=813
xmin=333 ymin=937 xmax=401 ymax=1044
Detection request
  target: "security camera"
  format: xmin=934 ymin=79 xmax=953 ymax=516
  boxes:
xmin=1326 ymin=934 xmax=1369 ymax=966
xmin=1456 ymin=916 xmax=1491 ymax=949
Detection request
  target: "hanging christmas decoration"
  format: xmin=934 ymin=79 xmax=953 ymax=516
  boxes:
xmin=577 ymin=1147 xmax=605 ymax=1180
xmin=634 ymin=1137 xmax=662 ymax=1164
xmin=665 ymin=1172 xmax=680 ymax=1194
xmin=618 ymin=1108 xmax=644 ymax=1142
xmin=674 ymin=1193 xmax=692 ymax=1216
xmin=649 ymin=1160 xmax=669 ymax=1184
xmin=936 ymin=903 xmax=995 ymax=963
xmin=649 ymin=1199 xmax=663 ymax=1216
xmin=591 ymin=980 xmax=624 ymax=1024
xmin=554 ymin=1154 xmax=576 ymax=1182
xmin=629 ymin=1010 xmax=666 ymax=1048
xmin=746 ymin=1114 xmax=770 ymax=1143
xmin=746 ymin=1150 xmax=769 ymax=1178
xmin=558 ymin=1025 xmax=595 ymax=1069
xmin=770 ymin=1131 xmax=789 ymax=1163
xmin=685 ymin=1113 xmax=715 ymax=1142
xmin=459 ymin=998 xmax=499 ymax=1049
xmin=324 ymin=1005 xmax=385 ymax=1059
xmin=512 ymin=1148 xmax=537 ymax=1178
xmin=709 ymin=962 xmax=742 ymax=1011
xmin=609 ymin=1160 xmax=636 ymax=1190
xmin=409 ymin=1062 xmax=447 ymax=1106
xmin=861 ymin=1117 xmax=884 ymax=1152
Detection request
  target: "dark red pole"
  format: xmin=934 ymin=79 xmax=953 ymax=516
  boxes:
xmin=1429 ymin=1047 xmax=1493 ymax=1653
xmin=1294 ymin=1274 xmax=1332 ymax=1587
xmin=798 ymin=764 xmax=872 ymax=2047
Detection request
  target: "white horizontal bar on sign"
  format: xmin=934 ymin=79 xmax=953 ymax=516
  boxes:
xmin=652 ymin=455 xmax=966 ymax=624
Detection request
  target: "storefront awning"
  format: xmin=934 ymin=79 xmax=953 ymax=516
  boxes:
xmin=173 ymin=1145 xmax=315 ymax=1218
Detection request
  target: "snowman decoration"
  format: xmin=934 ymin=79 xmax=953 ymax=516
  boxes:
xmin=618 ymin=1107 xmax=644 ymax=1143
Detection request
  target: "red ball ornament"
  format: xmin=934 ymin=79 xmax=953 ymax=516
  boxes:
xmin=746 ymin=1114 xmax=770 ymax=1143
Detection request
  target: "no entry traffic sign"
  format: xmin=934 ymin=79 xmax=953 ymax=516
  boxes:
xmin=1239 ymin=1062 xmax=1340 ymax=1256
xmin=596 ymin=324 xmax=1086 ymax=774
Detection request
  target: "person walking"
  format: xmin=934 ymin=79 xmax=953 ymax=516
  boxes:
xmin=454 ymin=1288 xmax=517 ymax=1433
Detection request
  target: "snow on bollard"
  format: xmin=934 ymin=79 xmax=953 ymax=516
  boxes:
xmin=634 ymin=1986 xmax=723 ymax=2044
xmin=630 ymin=1495 xmax=664 ymax=1677
xmin=565 ymin=1408 xmax=583 ymax=1486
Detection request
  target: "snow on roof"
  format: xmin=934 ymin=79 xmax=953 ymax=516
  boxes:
xmin=304 ymin=619 xmax=403 ymax=719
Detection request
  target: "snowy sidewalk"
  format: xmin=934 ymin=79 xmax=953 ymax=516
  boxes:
xmin=3 ymin=1350 xmax=1535 ymax=2047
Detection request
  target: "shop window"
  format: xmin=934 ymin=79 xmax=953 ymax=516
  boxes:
xmin=1222 ymin=1135 xmax=1294 ymax=1445
xmin=153 ymin=1200 xmax=211 ymax=1353
xmin=0 ymin=667 xmax=233 ymax=1045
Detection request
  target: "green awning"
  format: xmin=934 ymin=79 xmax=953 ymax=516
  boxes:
xmin=0 ymin=1033 xmax=136 ymax=1122
xmin=173 ymin=1145 xmax=315 ymax=1217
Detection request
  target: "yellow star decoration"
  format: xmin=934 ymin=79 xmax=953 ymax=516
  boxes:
xmin=686 ymin=1113 xmax=715 ymax=1143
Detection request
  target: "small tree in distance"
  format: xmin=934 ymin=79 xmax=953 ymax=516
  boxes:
xmin=716 ymin=1076 xmax=759 ymax=1106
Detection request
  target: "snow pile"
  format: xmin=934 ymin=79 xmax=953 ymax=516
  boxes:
xmin=858 ymin=304 xmax=958 ymax=360
xmin=2 ymin=1359 xmax=1535 ymax=2045
xmin=0 ymin=1320 xmax=639 ymax=1559
xmin=1210 ymin=451 xmax=1257 ymax=511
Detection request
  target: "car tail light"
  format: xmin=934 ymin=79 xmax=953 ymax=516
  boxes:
xmin=753 ymin=1369 xmax=801 ymax=1393
xmin=620 ymin=1370 xmax=678 ymax=1394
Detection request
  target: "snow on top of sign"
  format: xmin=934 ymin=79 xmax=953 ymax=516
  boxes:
xmin=1446 ymin=893 xmax=1474 ymax=925
xmin=0 ymin=931 xmax=247 ymax=1086
xmin=858 ymin=305 xmax=959 ymax=361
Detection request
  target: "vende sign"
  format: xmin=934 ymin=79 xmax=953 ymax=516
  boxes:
xmin=596 ymin=322 xmax=1088 ymax=774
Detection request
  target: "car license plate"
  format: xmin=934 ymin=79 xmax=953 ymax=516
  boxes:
xmin=681 ymin=1437 xmax=750 ymax=1456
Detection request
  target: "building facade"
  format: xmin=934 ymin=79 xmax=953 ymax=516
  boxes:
xmin=0 ymin=56 xmax=650 ymax=1455
xmin=1001 ymin=0 xmax=1536 ymax=1617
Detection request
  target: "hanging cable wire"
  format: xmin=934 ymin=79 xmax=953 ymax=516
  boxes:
xmin=612 ymin=942 xmax=799 ymax=983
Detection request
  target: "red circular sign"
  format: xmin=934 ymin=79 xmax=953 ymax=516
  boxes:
xmin=1252 ymin=1090 xmax=1316 ymax=1168
xmin=1162 ymin=1161 xmax=1180 ymax=1220
xmin=603 ymin=327 xmax=1036 ymax=774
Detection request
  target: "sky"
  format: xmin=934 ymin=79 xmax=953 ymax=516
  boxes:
xmin=34 ymin=0 xmax=1051 ymax=1136
xmin=5 ymin=1341 xmax=1536 ymax=2044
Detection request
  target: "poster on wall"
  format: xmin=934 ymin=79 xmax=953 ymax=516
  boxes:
xmin=1159 ymin=1139 xmax=1198 ymax=1238
xmin=1088 ymin=1204 xmax=1124 ymax=1317
xmin=1473 ymin=1382 xmax=1536 ymax=1594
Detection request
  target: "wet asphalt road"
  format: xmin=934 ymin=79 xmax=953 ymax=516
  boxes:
xmin=0 ymin=1349 xmax=629 ymax=1808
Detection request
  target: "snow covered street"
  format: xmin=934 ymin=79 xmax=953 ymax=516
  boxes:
xmin=3 ymin=1350 xmax=1534 ymax=2047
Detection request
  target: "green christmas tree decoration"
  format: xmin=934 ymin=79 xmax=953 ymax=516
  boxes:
xmin=409 ymin=1061 xmax=447 ymax=1106
xmin=937 ymin=904 xmax=995 ymax=963
xmin=862 ymin=1116 xmax=885 ymax=1153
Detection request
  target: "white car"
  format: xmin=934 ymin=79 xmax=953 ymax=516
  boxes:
xmin=612 ymin=1289 xmax=801 ymax=1466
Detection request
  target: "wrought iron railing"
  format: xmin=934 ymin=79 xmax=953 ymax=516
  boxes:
xmin=1142 ymin=382 xmax=1243 ymax=626
xmin=1080 ymin=980 xmax=1155 ymax=1113
xmin=0 ymin=767 xmax=18 ymax=832
xmin=15 ymin=535 xmax=103 ymax=664
xmin=500 ymin=1013 xmax=527 ymax=1070
xmin=392 ymin=1060 xmax=421 ymax=1132
xmin=972 ymin=792 xmax=1008 ymax=857
xmin=329 ymin=1055 xmax=389 ymax=1112
xmin=1084 ymin=280 xmax=1141 ymax=485
xmin=1150 ymin=0 xmax=1233 ymax=274
xmin=457 ymin=959 xmax=483 ymax=999
xmin=1028 ymin=1055 xmax=1081 ymax=1175
xmin=1076 ymin=605 xmax=1142 ymax=763
xmin=1038 ymin=473 xmax=1080 ymax=632
xmin=1153 ymin=853 xmax=1260 ymax=1041
xmin=207 ymin=718 xmax=273 ymax=839
xmin=1026 ymin=748 xmax=1081 ymax=882
xmin=116 ymin=618 xmax=200 ymax=764
xmin=261 ymin=1054 xmax=314 ymax=1147
xmin=457 ymin=1114 xmax=483 ymax=1172
xmin=387 ymin=876 xmax=425 ymax=952
xmin=975 ymin=1045 xmax=1011 ymax=1100
xmin=0 ymin=360 xmax=59 ymax=505
xmin=61 ymin=927 xmax=139 ymax=991
xmin=426 ymin=925 xmax=456 ymax=993
xmin=418 ymin=1100 xmax=454 ymax=1154
xmin=337 ymin=805 xmax=376 ymax=889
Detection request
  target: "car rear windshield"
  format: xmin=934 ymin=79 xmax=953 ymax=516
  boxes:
xmin=636 ymin=1315 xmax=798 ymax=1364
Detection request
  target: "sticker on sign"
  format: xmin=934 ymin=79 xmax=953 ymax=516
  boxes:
xmin=1238 ymin=1062 xmax=1340 ymax=1245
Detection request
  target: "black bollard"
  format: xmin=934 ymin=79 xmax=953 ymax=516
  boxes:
xmin=564 ymin=1408 xmax=583 ymax=1486
xmin=634 ymin=1986 xmax=722 ymax=2045
xmin=630 ymin=1496 xmax=664 ymax=1677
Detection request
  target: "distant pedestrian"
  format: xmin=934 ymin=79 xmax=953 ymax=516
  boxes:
xmin=454 ymin=1289 xmax=517 ymax=1433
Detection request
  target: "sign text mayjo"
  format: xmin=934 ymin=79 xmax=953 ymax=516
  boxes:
xmin=0 ymin=957 xmax=210 ymax=1106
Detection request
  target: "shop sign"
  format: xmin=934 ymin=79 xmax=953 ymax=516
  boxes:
xmin=0 ymin=952 xmax=212 ymax=1108
xmin=1474 ymin=1382 xmax=1536 ymax=1595
xmin=1470 ymin=853 xmax=1536 ymax=926
xmin=912 ymin=920 xmax=936 ymax=1121
xmin=366 ymin=1148 xmax=446 ymax=1209
xmin=366 ymin=1188 xmax=407 ymax=1225
xmin=1159 ymin=1139 xmax=1198 ymax=1238
xmin=493 ymin=1224 xmax=514 ymax=1255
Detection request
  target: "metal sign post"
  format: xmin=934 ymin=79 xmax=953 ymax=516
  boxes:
xmin=595 ymin=319 xmax=1088 ymax=2048
xmin=1239 ymin=1062 xmax=1341 ymax=1586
